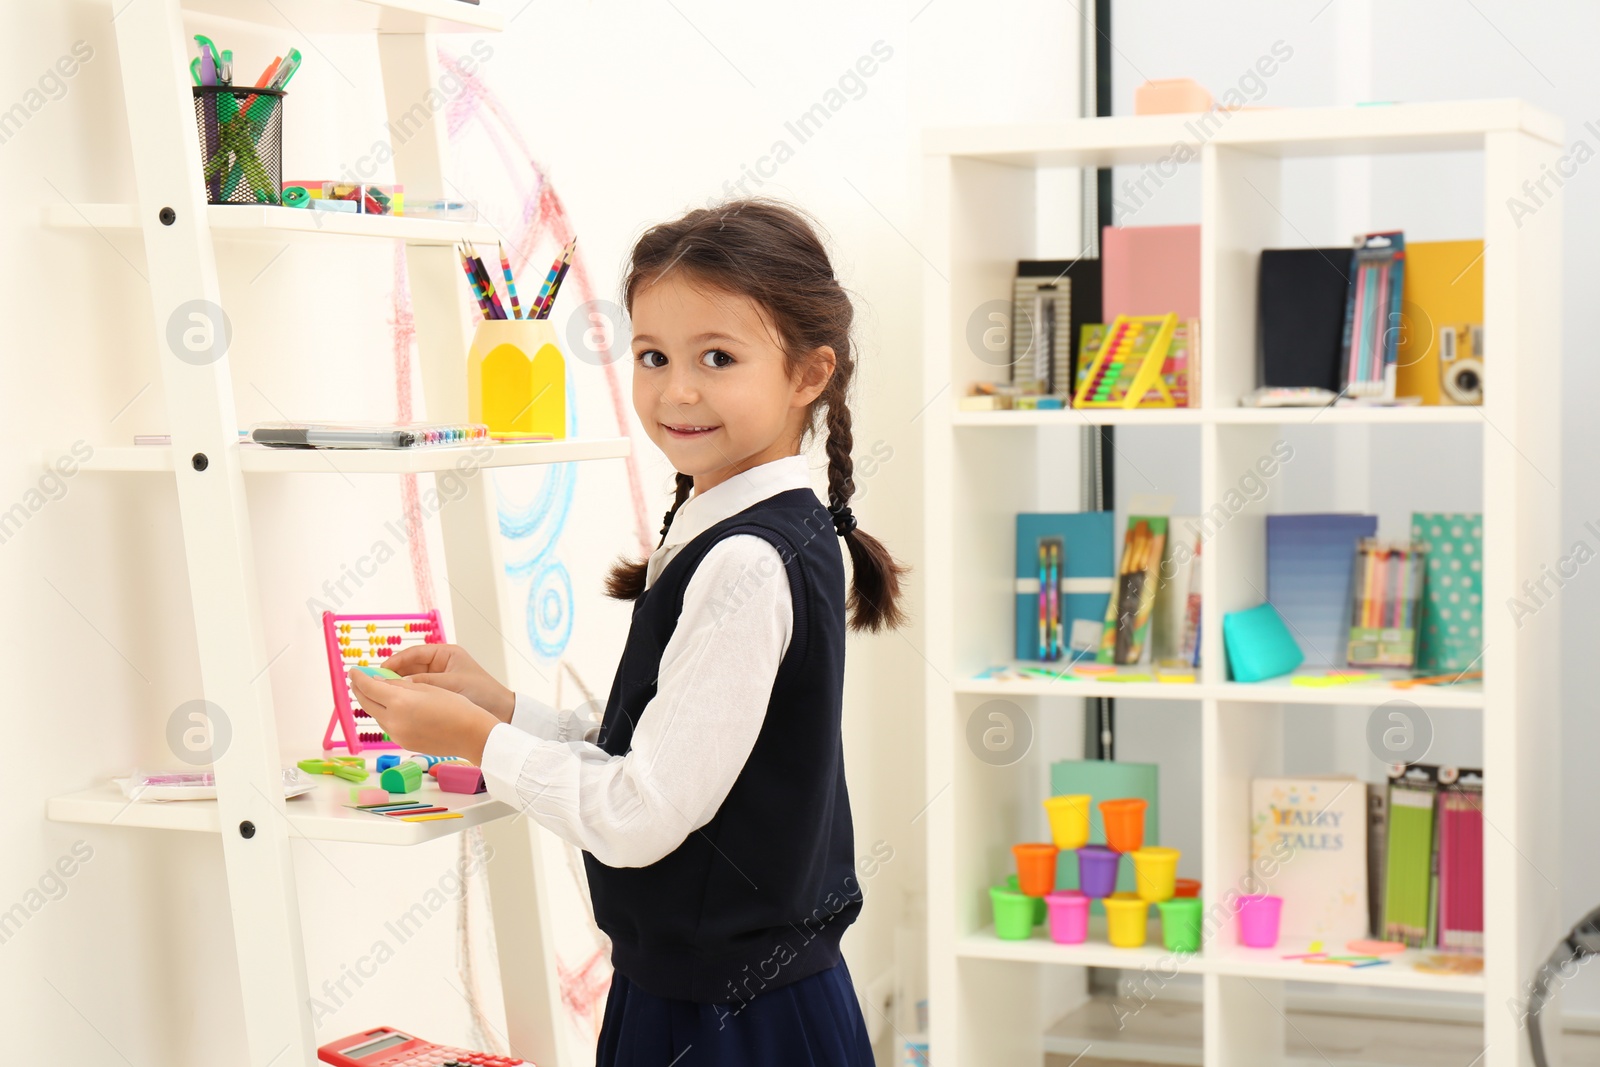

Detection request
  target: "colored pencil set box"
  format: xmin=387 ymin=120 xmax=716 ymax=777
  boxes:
xmin=1346 ymin=538 xmax=1425 ymax=668
xmin=1339 ymin=231 xmax=1407 ymax=400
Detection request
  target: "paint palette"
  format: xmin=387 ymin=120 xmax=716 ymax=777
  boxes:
xmin=321 ymin=610 xmax=444 ymax=753
xmin=1072 ymin=313 xmax=1179 ymax=409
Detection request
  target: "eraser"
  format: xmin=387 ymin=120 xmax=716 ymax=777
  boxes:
xmin=355 ymin=665 xmax=401 ymax=679
xmin=350 ymin=787 xmax=389 ymax=806
xmin=380 ymin=761 xmax=423 ymax=793
xmin=437 ymin=764 xmax=487 ymax=795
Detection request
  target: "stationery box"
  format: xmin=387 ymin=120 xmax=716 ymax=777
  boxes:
xmin=1250 ymin=777 xmax=1369 ymax=943
xmin=1014 ymin=512 xmax=1116 ymax=660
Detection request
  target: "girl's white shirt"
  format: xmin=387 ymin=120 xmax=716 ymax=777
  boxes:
xmin=478 ymin=453 xmax=813 ymax=868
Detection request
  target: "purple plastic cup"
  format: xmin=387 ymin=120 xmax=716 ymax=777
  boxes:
xmin=1045 ymin=890 xmax=1089 ymax=944
xmin=1077 ymin=845 xmax=1121 ymax=900
xmin=1237 ymin=894 xmax=1284 ymax=948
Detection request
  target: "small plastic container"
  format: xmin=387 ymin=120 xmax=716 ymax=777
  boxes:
xmin=1157 ymin=896 xmax=1204 ymax=953
xmin=1174 ymin=878 xmax=1202 ymax=898
xmin=1012 ymin=843 xmax=1059 ymax=897
xmin=1042 ymin=794 xmax=1093 ymax=850
xmin=1045 ymin=890 xmax=1089 ymax=944
xmin=990 ymin=885 xmax=1037 ymax=940
xmin=1005 ymin=874 xmax=1046 ymax=925
xmin=1130 ymin=846 xmax=1181 ymax=902
xmin=1100 ymin=797 xmax=1148 ymax=853
xmin=1077 ymin=845 xmax=1121 ymax=899
xmin=1103 ymin=892 xmax=1149 ymax=948
xmin=1237 ymin=894 xmax=1284 ymax=948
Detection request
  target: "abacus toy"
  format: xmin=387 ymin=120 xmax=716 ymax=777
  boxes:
xmin=1072 ymin=313 xmax=1179 ymax=409
xmin=321 ymin=610 xmax=444 ymax=753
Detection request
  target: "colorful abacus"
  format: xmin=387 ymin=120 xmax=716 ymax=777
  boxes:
xmin=1072 ymin=313 xmax=1179 ymax=409
xmin=321 ymin=610 xmax=445 ymax=753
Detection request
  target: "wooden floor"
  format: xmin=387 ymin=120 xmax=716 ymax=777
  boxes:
xmin=1044 ymin=995 xmax=1600 ymax=1066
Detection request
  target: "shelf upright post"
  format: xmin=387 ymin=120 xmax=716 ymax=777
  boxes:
xmin=113 ymin=0 xmax=316 ymax=1059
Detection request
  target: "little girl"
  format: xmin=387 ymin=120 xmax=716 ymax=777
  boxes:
xmin=349 ymin=197 xmax=909 ymax=1066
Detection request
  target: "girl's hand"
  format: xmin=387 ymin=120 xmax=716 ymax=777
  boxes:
xmin=348 ymin=669 xmax=500 ymax=765
xmin=380 ymin=643 xmax=515 ymax=723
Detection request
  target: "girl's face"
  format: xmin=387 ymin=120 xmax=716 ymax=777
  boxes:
xmin=630 ymin=272 xmax=833 ymax=495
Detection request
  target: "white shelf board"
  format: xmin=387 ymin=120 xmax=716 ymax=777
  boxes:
xmin=951 ymin=406 xmax=1485 ymax=428
xmin=45 ymin=202 xmax=501 ymax=246
xmin=51 ymin=437 xmax=630 ymax=474
xmin=957 ymin=667 xmax=1483 ymax=710
xmin=1205 ymin=944 xmax=1485 ymax=994
xmin=925 ymin=99 xmax=1562 ymax=168
xmin=959 ymin=924 xmax=1189 ymax=972
xmin=48 ymin=772 xmax=512 ymax=846
xmin=184 ymin=0 xmax=503 ymax=33
xmin=959 ymin=929 xmax=1485 ymax=994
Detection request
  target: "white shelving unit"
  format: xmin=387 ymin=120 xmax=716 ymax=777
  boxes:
xmin=922 ymin=100 xmax=1563 ymax=1066
xmin=46 ymin=2 xmax=619 ymax=1064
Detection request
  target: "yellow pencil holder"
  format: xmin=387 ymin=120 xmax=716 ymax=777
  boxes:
xmin=467 ymin=319 xmax=566 ymax=439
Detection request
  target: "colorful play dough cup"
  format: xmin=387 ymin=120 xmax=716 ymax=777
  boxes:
xmin=1157 ymin=897 xmax=1204 ymax=953
xmin=1103 ymin=892 xmax=1149 ymax=948
xmin=1042 ymin=794 xmax=1093 ymax=850
xmin=1130 ymin=846 xmax=1181 ymax=902
xmin=1077 ymin=844 xmax=1121 ymax=899
xmin=1099 ymin=797 xmax=1148 ymax=853
xmin=1005 ymin=875 xmax=1046 ymax=925
xmin=1012 ymin=842 xmax=1059 ymax=897
xmin=990 ymin=885 xmax=1036 ymax=940
xmin=1045 ymin=890 xmax=1089 ymax=944
xmin=1237 ymin=894 xmax=1284 ymax=948
xmin=1174 ymin=878 xmax=1201 ymax=898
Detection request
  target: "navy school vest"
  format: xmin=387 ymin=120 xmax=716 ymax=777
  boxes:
xmin=582 ymin=487 xmax=861 ymax=1004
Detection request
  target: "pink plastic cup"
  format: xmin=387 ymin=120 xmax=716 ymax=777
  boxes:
xmin=1045 ymin=890 xmax=1089 ymax=944
xmin=1237 ymin=894 xmax=1284 ymax=948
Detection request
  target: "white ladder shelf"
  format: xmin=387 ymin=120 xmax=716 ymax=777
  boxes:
xmin=46 ymin=1 xmax=625 ymax=1063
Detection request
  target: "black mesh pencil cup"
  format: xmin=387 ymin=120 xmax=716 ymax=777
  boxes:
xmin=193 ymin=86 xmax=284 ymax=205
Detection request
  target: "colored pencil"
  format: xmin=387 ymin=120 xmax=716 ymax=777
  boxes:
xmin=528 ymin=242 xmax=568 ymax=317
xmin=535 ymin=241 xmax=576 ymax=319
xmin=458 ymin=246 xmax=494 ymax=319
xmin=472 ymin=250 xmax=507 ymax=319
xmin=499 ymin=242 xmax=523 ymax=319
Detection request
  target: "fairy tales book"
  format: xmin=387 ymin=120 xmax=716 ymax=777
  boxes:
xmin=1249 ymin=776 xmax=1369 ymax=942
xmin=467 ymin=319 xmax=567 ymax=439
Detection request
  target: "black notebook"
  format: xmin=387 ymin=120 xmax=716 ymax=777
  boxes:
xmin=1257 ymin=248 xmax=1352 ymax=391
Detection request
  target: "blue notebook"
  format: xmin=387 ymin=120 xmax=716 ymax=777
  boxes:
xmin=1014 ymin=512 xmax=1116 ymax=661
xmin=1266 ymin=514 xmax=1377 ymax=667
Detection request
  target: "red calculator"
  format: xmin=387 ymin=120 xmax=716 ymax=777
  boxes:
xmin=318 ymin=1026 xmax=527 ymax=1067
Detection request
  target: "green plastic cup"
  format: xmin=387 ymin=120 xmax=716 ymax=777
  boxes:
xmin=989 ymin=884 xmax=1037 ymax=940
xmin=1157 ymin=896 xmax=1204 ymax=953
xmin=1005 ymin=874 xmax=1047 ymax=925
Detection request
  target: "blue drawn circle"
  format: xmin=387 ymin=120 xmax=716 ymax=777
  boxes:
xmin=525 ymin=560 xmax=573 ymax=658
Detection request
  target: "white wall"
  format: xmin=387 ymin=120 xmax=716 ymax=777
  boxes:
xmin=1 ymin=1 xmax=1083 ymax=1064
xmin=1112 ymin=0 xmax=1600 ymax=1021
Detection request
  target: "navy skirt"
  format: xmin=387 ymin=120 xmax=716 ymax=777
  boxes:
xmin=595 ymin=960 xmax=875 ymax=1067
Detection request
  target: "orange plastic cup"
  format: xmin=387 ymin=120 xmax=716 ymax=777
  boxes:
xmin=1012 ymin=842 xmax=1059 ymax=897
xmin=1174 ymin=878 xmax=1201 ymax=898
xmin=1100 ymin=797 xmax=1148 ymax=853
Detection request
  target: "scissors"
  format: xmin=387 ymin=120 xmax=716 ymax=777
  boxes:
xmin=297 ymin=756 xmax=369 ymax=783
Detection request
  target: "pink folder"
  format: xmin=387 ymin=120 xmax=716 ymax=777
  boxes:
xmin=1101 ymin=224 xmax=1200 ymax=320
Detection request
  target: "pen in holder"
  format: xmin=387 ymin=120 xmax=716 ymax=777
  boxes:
xmin=193 ymin=86 xmax=284 ymax=205
xmin=467 ymin=319 xmax=566 ymax=440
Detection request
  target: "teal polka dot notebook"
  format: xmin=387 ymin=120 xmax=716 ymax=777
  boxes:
xmin=1411 ymin=512 xmax=1483 ymax=673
